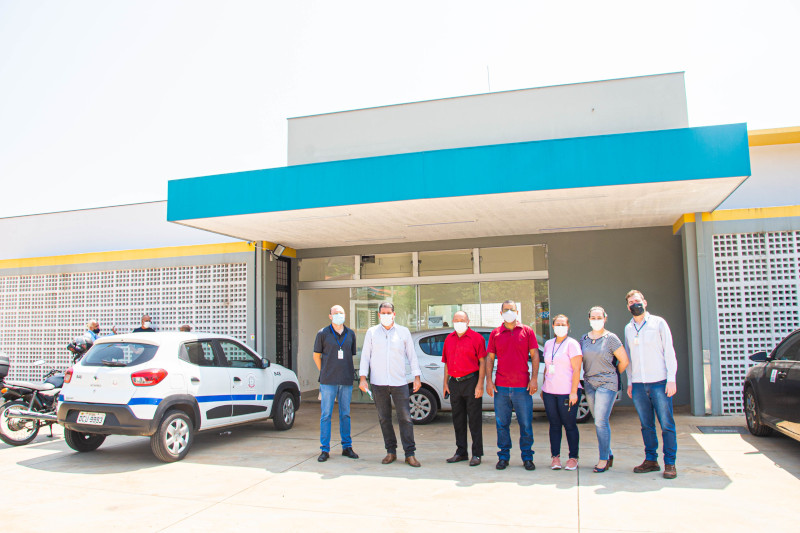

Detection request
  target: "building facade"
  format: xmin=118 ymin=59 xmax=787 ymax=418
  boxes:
xmin=2 ymin=74 xmax=798 ymax=416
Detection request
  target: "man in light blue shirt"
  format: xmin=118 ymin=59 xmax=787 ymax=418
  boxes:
xmin=623 ymin=289 xmax=678 ymax=479
xmin=359 ymin=302 xmax=422 ymax=467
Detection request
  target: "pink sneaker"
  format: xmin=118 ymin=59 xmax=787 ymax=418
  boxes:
xmin=565 ymin=458 xmax=578 ymax=470
xmin=550 ymin=456 xmax=562 ymax=470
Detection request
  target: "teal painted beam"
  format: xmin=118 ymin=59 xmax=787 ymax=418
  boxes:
xmin=167 ymin=123 xmax=751 ymax=222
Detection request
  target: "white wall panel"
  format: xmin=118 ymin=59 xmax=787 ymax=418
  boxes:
xmin=288 ymin=73 xmax=688 ymax=165
xmin=713 ymin=231 xmax=800 ymax=413
xmin=0 ymin=263 xmax=247 ymax=382
xmin=0 ymin=201 xmax=239 ymax=261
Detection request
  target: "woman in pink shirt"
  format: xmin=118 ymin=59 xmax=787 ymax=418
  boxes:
xmin=540 ymin=314 xmax=583 ymax=470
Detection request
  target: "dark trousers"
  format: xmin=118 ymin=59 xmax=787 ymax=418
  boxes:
xmin=449 ymin=374 xmax=483 ymax=457
xmin=542 ymin=390 xmax=581 ymax=459
xmin=371 ymin=384 xmax=416 ymax=457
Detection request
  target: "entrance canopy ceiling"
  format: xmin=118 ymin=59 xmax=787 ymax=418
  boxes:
xmin=168 ymin=124 xmax=751 ymax=250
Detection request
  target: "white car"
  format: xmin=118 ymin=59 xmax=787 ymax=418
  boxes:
xmin=408 ymin=328 xmax=618 ymax=424
xmin=57 ymin=332 xmax=300 ymax=462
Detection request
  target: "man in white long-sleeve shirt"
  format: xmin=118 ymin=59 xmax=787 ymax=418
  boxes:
xmin=359 ymin=302 xmax=422 ymax=467
xmin=623 ymin=289 xmax=678 ymax=479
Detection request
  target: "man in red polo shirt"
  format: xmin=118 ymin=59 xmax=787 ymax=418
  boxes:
xmin=485 ymin=299 xmax=540 ymax=471
xmin=442 ymin=310 xmax=487 ymax=467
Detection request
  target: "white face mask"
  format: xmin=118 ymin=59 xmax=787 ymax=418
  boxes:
xmin=379 ymin=314 xmax=394 ymax=327
xmin=453 ymin=322 xmax=468 ymax=334
xmin=589 ymin=319 xmax=605 ymax=331
xmin=502 ymin=310 xmax=517 ymax=323
xmin=143 ymin=321 xmax=151 ymax=329
xmin=331 ymin=313 xmax=345 ymax=325
xmin=553 ymin=325 xmax=569 ymax=337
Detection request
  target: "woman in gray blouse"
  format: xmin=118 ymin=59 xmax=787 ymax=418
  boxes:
xmin=580 ymin=306 xmax=629 ymax=473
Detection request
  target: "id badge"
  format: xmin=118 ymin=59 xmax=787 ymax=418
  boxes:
xmin=634 ymin=337 xmax=640 ymax=346
xmin=547 ymin=364 xmax=556 ymax=375
xmin=338 ymin=349 xmax=344 ymax=359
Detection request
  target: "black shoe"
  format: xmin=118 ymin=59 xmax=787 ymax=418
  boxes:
xmin=446 ymin=454 xmax=469 ymax=463
xmin=496 ymin=459 xmax=509 ymax=470
xmin=318 ymin=451 xmax=330 ymax=462
xmin=342 ymin=448 xmax=359 ymax=459
xmin=523 ymin=460 xmax=536 ymax=471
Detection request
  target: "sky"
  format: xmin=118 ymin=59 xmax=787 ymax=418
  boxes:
xmin=1 ymin=0 xmax=798 ymax=219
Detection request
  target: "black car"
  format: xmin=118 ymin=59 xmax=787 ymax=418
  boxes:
xmin=743 ymin=329 xmax=800 ymax=442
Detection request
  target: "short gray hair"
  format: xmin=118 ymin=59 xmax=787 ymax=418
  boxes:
xmin=378 ymin=302 xmax=394 ymax=312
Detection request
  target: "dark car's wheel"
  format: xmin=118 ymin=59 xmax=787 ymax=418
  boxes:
xmin=744 ymin=387 xmax=773 ymax=436
xmin=64 ymin=429 xmax=106 ymax=452
xmin=150 ymin=410 xmax=194 ymax=462
xmin=409 ymin=387 xmax=438 ymax=425
xmin=0 ymin=400 xmax=40 ymax=446
xmin=272 ymin=391 xmax=296 ymax=430
xmin=576 ymin=394 xmax=592 ymax=424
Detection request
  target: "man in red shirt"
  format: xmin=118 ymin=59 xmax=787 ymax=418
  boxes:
xmin=442 ymin=311 xmax=487 ymax=466
xmin=486 ymin=300 xmax=540 ymax=471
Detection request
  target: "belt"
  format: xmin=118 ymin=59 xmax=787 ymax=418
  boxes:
xmin=450 ymin=371 xmax=479 ymax=382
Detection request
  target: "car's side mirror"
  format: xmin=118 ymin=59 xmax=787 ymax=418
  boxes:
xmin=262 ymin=358 xmax=270 ymax=369
xmin=749 ymin=351 xmax=769 ymax=363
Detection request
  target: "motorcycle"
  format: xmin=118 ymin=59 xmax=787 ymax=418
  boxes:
xmin=0 ymin=363 xmax=64 ymax=445
xmin=0 ymin=338 xmax=91 ymax=446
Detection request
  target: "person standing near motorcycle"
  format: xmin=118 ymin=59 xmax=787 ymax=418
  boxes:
xmin=84 ymin=320 xmax=116 ymax=342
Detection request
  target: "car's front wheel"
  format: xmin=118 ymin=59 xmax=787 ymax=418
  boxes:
xmin=64 ymin=429 xmax=106 ymax=452
xmin=150 ymin=410 xmax=194 ymax=462
xmin=576 ymin=394 xmax=592 ymax=424
xmin=744 ymin=387 xmax=772 ymax=436
xmin=409 ymin=387 xmax=438 ymax=425
xmin=272 ymin=391 xmax=296 ymax=430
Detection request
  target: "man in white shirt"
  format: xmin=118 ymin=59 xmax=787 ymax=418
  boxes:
xmin=623 ymin=289 xmax=678 ymax=479
xmin=359 ymin=302 xmax=422 ymax=467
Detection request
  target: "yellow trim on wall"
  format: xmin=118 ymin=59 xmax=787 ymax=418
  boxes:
xmin=673 ymin=206 xmax=800 ymax=234
xmin=0 ymin=241 xmax=296 ymax=270
xmin=748 ymin=127 xmax=800 ymax=147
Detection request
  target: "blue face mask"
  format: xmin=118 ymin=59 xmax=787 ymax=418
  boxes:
xmin=332 ymin=313 xmax=345 ymax=325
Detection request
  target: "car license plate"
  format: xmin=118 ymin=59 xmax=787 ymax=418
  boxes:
xmin=76 ymin=412 xmax=106 ymax=425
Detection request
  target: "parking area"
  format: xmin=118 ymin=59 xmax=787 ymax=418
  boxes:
xmin=1 ymin=404 xmax=798 ymax=532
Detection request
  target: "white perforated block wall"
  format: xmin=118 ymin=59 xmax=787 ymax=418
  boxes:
xmin=713 ymin=231 xmax=800 ymax=414
xmin=0 ymin=263 xmax=248 ymax=382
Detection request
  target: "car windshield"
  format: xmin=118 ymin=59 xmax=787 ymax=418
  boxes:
xmin=81 ymin=342 xmax=158 ymax=367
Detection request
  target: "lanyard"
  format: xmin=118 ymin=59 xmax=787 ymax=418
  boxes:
xmin=633 ymin=319 xmax=647 ymax=336
xmin=548 ymin=339 xmax=565 ymax=365
xmin=329 ymin=325 xmax=348 ymax=350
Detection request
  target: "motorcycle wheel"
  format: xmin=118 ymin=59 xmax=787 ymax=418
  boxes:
xmin=0 ymin=400 xmax=40 ymax=446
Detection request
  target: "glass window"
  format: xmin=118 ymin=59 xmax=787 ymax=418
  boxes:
xmin=775 ymin=333 xmax=800 ymax=362
xmin=419 ymin=282 xmax=479 ymax=330
xmin=179 ymin=341 xmax=218 ymax=367
xmin=299 ymin=256 xmax=355 ymax=282
xmin=479 ymin=245 xmax=547 ymax=273
xmin=219 ymin=341 xmax=260 ymax=368
xmin=418 ymin=333 xmax=450 ymax=357
xmin=478 ymin=279 xmax=549 ymax=341
xmin=82 ymin=342 xmax=158 ymax=367
xmin=360 ymin=253 xmax=413 ymax=279
xmin=418 ymin=249 xmax=473 ymax=276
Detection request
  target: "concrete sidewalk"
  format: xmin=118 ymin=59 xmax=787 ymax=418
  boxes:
xmin=0 ymin=403 xmax=798 ymax=532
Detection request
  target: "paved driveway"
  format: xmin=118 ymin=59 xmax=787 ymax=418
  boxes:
xmin=1 ymin=404 xmax=798 ymax=532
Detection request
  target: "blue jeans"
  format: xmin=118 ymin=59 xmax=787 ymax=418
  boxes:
xmin=542 ymin=390 xmax=581 ymax=459
xmin=584 ymin=381 xmax=616 ymax=461
xmin=319 ymin=384 xmax=353 ymax=452
xmin=631 ymin=380 xmax=677 ymax=465
xmin=494 ymin=386 xmax=533 ymax=461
